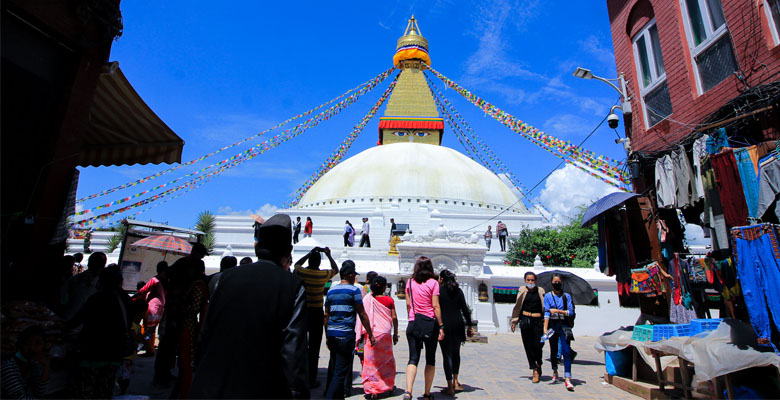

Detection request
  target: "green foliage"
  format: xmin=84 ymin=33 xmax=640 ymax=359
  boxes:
xmin=195 ymin=211 xmax=216 ymax=234
xmin=195 ymin=211 xmax=216 ymax=254
xmin=106 ymin=232 xmax=122 ymax=253
xmin=505 ymin=207 xmax=598 ymax=268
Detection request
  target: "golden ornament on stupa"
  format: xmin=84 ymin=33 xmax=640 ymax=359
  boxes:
xmin=393 ymin=15 xmax=431 ymax=67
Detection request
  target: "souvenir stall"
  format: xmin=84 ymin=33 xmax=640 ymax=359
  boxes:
xmin=590 ymin=130 xmax=780 ymax=398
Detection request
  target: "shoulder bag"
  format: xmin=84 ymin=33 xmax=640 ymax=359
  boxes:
xmin=408 ymin=280 xmax=436 ymax=339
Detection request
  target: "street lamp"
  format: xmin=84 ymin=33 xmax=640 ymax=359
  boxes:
xmin=572 ymin=67 xmax=632 ymax=116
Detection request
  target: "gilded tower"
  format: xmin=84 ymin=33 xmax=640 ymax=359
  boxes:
xmin=378 ymin=16 xmax=444 ymax=145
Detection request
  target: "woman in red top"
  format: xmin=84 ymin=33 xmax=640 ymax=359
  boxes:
xmin=134 ymin=261 xmax=168 ymax=356
xmin=303 ymin=217 xmax=313 ymax=238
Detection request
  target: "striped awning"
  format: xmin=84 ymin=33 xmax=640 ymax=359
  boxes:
xmin=78 ymin=66 xmax=184 ymax=167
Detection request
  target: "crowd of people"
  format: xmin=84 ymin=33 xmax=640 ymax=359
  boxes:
xmin=1 ymin=213 xmax=577 ymax=399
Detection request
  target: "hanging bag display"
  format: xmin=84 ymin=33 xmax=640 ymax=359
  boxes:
xmin=630 ymin=268 xmax=654 ymax=294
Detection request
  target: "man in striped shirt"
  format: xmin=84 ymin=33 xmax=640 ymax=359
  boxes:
xmin=294 ymin=247 xmax=338 ymax=388
xmin=323 ymin=260 xmax=374 ymax=399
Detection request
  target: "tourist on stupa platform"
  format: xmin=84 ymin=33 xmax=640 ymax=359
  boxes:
xmin=496 ymin=221 xmax=508 ymax=251
xmin=438 ymin=270 xmax=474 ymax=395
xmin=343 ymin=221 xmax=354 ymax=247
xmin=356 ymin=276 xmax=398 ymax=399
xmin=484 ymin=226 xmax=493 ymax=250
xmin=360 ymin=217 xmax=371 ymax=248
xmin=190 ymin=214 xmax=308 ymax=399
xmin=293 ymin=247 xmax=339 ymax=388
xmin=543 ymin=273 xmax=576 ymax=391
xmin=510 ymin=271 xmax=546 ymax=383
xmin=304 ymin=216 xmax=313 ymax=238
xmin=293 ymin=216 xmax=302 ymax=244
xmin=348 ymin=222 xmax=356 ymax=247
xmin=403 ymin=256 xmax=444 ymax=400
xmin=134 ymin=261 xmax=168 ymax=357
xmin=323 ymin=260 xmax=374 ymax=399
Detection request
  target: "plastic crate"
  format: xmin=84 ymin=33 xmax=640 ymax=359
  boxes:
xmin=691 ymin=318 xmax=723 ymax=334
xmin=651 ymin=324 xmax=693 ymax=341
xmin=632 ymin=325 xmax=654 ymax=342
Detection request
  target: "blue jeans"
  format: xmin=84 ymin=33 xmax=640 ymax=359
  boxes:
xmin=324 ymin=335 xmax=356 ymax=399
xmin=732 ymin=225 xmax=780 ymax=352
xmin=548 ymin=321 xmax=572 ymax=378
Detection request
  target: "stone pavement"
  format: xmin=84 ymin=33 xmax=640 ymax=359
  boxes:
xmin=127 ymin=334 xmax=638 ymax=399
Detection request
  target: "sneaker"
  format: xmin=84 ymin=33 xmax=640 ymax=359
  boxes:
xmin=551 ymin=371 xmax=559 ymax=383
xmin=565 ymin=379 xmax=574 ymax=391
xmin=532 ymin=368 xmax=540 ymax=383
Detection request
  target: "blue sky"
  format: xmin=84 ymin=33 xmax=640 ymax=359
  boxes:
xmin=76 ymin=0 xmax=627 ymax=230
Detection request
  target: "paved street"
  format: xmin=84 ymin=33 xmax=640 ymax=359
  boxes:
xmin=128 ymin=333 xmax=638 ymax=399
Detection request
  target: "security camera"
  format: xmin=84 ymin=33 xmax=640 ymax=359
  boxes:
xmin=607 ymin=113 xmax=620 ymax=129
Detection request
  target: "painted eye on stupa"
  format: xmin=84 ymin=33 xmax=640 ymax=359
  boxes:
xmin=392 ymin=131 xmax=408 ymax=137
xmin=414 ymin=132 xmax=430 ymax=137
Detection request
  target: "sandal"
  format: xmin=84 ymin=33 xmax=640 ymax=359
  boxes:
xmin=402 ymin=392 xmax=413 ymax=400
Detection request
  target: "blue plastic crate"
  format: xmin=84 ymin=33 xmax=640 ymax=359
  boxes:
xmin=632 ymin=325 xmax=654 ymax=342
xmin=651 ymin=324 xmax=693 ymax=341
xmin=691 ymin=318 xmax=722 ymax=334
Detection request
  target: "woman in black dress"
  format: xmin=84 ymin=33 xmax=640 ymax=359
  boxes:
xmin=437 ymin=270 xmax=474 ymax=395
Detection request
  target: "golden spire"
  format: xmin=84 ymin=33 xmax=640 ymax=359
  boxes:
xmin=394 ymin=15 xmax=430 ymax=67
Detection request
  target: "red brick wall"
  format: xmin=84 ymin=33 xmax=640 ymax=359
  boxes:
xmin=607 ymin=0 xmax=780 ymax=153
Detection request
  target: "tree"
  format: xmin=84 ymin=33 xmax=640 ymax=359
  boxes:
xmin=505 ymin=207 xmax=597 ymax=268
xmin=195 ymin=211 xmax=216 ymax=254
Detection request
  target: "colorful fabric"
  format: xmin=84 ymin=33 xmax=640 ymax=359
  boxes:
xmin=731 ymin=224 xmax=780 ymax=351
xmin=393 ymin=45 xmax=430 ymax=66
xmin=630 ymin=269 xmax=654 ymax=294
xmin=294 ymin=266 xmax=337 ymax=308
xmin=358 ymin=295 xmax=396 ymax=395
xmin=137 ymin=276 xmax=166 ymax=325
xmin=734 ymin=148 xmax=760 ymax=218
xmin=711 ymin=149 xmax=749 ymax=227
xmin=325 ymin=284 xmax=363 ymax=337
xmin=406 ymin=279 xmax=440 ymax=320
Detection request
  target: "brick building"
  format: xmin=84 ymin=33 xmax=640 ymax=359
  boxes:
xmin=606 ymin=0 xmax=780 ymax=190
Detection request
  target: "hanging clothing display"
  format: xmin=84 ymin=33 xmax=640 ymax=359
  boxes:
xmin=692 ymin=135 xmax=709 ymax=201
xmin=701 ymin=156 xmax=730 ymax=250
xmin=711 ymin=149 xmax=749 ymax=228
xmin=733 ymin=148 xmax=760 ymax=219
xmin=731 ymin=224 xmax=780 ymax=352
xmin=670 ymin=145 xmax=698 ymax=207
xmin=655 ymin=155 xmax=676 ymax=208
xmin=706 ymin=127 xmax=729 ymax=155
xmin=757 ymin=156 xmax=780 ymax=221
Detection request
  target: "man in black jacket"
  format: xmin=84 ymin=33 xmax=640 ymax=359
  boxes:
xmin=190 ymin=214 xmax=309 ymax=399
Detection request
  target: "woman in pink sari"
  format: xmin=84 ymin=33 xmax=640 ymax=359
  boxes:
xmin=356 ymin=276 xmax=398 ymax=399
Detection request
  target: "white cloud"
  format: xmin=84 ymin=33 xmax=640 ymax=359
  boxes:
xmin=217 ymin=203 xmax=279 ymax=217
xmin=539 ymin=164 xmax=620 ymax=222
xmin=579 ymin=34 xmax=615 ymax=67
xmin=542 ymin=114 xmax=592 ymax=137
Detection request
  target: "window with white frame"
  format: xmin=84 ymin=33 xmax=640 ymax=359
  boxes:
xmin=633 ymin=20 xmax=672 ymax=127
xmin=680 ymin=0 xmax=738 ymax=93
xmin=765 ymin=0 xmax=780 ymax=45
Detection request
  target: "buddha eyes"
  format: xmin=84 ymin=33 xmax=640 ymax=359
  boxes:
xmin=392 ymin=131 xmax=430 ymax=137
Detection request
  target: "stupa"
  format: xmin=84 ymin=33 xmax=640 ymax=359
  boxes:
xmin=210 ymin=18 xmax=637 ymax=334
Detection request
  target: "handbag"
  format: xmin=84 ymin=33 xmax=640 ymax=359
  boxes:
xmin=407 ymin=280 xmax=436 ymax=339
xmin=630 ymin=268 xmax=653 ymax=294
xmin=518 ymin=316 xmax=531 ymax=330
xmin=561 ymin=292 xmax=575 ymax=329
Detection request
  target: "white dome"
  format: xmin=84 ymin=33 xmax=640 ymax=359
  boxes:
xmin=298 ymin=142 xmax=527 ymax=212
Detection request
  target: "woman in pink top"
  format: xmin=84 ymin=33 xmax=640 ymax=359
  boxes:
xmin=403 ymin=257 xmax=444 ymax=400
xmin=134 ymin=261 xmax=168 ymax=356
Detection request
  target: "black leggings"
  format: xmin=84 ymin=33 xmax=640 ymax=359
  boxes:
xmin=406 ymin=326 xmax=437 ymax=366
xmin=343 ymin=233 xmax=350 ymax=247
xmin=439 ymin=335 xmax=462 ymax=381
xmin=519 ymin=317 xmax=544 ymax=370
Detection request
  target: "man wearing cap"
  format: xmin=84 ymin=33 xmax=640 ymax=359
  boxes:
xmin=323 ymin=260 xmax=375 ymax=399
xmin=190 ymin=214 xmax=309 ymax=399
